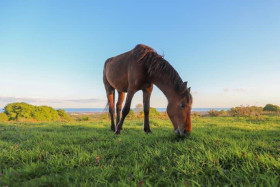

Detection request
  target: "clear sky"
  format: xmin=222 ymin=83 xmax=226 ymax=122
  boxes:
xmin=0 ymin=0 xmax=280 ymax=108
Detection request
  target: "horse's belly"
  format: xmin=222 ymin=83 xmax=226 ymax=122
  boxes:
xmin=109 ymin=79 xmax=128 ymax=92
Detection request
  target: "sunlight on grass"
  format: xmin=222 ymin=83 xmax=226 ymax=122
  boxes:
xmin=0 ymin=117 xmax=279 ymax=186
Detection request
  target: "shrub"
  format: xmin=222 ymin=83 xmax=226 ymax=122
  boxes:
xmin=229 ymin=106 xmax=263 ymax=117
xmin=208 ymin=110 xmax=220 ymax=117
xmin=263 ymin=104 xmax=280 ymax=112
xmin=57 ymin=109 xmax=73 ymax=121
xmin=192 ymin=112 xmax=200 ymax=118
xmin=0 ymin=113 xmax=9 ymax=122
xmin=150 ymin=107 xmax=160 ymax=117
xmin=4 ymin=102 xmax=35 ymax=121
xmin=139 ymin=107 xmax=161 ymax=118
xmin=160 ymin=111 xmax=169 ymax=119
xmin=208 ymin=109 xmax=228 ymax=117
xmin=219 ymin=110 xmax=228 ymax=116
xmin=4 ymin=102 xmax=71 ymax=122
xmin=127 ymin=109 xmax=135 ymax=119
xmin=32 ymin=106 xmax=60 ymax=121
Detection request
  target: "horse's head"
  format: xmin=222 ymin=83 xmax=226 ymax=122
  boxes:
xmin=167 ymin=81 xmax=193 ymax=136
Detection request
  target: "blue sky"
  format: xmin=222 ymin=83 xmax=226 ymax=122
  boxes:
xmin=0 ymin=0 xmax=280 ymax=108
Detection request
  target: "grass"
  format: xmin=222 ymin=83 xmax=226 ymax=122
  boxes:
xmin=0 ymin=116 xmax=280 ymax=186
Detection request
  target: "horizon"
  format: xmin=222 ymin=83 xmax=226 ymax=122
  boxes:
xmin=1 ymin=1 xmax=280 ymax=108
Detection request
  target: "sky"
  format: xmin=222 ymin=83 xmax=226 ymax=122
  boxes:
xmin=0 ymin=0 xmax=280 ymax=108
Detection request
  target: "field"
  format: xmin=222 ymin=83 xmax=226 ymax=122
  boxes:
xmin=0 ymin=116 xmax=280 ymax=186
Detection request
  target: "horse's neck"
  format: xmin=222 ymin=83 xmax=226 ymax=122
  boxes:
xmin=152 ymin=76 xmax=177 ymax=103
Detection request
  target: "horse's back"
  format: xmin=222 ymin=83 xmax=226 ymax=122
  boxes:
xmin=103 ymin=45 xmax=152 ymax=92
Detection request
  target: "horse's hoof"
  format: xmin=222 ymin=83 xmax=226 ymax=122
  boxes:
xmin=111 ymin=127 xmax=115 ymax=132
xmin=115 ymin=130 xmax=121 ymax=135
xmin=144 ymin=129 xmax=152 ymax=134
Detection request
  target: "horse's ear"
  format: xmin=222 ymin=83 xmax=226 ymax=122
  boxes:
xmin=188 ymin=87 xmax=191 ymax=92
xmin=180 ymin=81 xmax=188 ymax=92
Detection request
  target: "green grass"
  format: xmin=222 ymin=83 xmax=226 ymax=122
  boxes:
xmin=0 ymin=116 xmax=280 ymax=186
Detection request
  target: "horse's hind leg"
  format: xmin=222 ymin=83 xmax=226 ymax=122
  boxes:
xmin=143 ymin=85 xmax=153 ymax=133
xmin=105 ymin=87 xmax=116 ymax=131
xmin=115 ymin=89 xmax=136 ymax=134
xmin=116 ymin=91 xmax=125 ymax=125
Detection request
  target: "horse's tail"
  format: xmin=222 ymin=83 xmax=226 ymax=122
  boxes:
xmin=104 ymin=101 xmax=109 ymax=112
xmin=103 ymin=90 xmax=115 ymax=113
xmin=103 ymin=58 xmax=115 ymax=113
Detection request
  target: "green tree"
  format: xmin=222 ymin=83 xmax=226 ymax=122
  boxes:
xmin=263 ymin=104 xmax=280 ymax=112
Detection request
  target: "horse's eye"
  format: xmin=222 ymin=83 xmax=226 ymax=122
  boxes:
xmin=180 ymin=103 xmax=185 ymax=108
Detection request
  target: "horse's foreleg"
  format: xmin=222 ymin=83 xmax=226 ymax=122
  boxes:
xmin=143 ymin=85 xmax=153 ymax=133
xmin=116 ymin=91 xmax=125 ymax=125
xmin=115 ymin=90 xmax=136 ymax=135
xmin=106 ymin=89 xmax=115 ymax=131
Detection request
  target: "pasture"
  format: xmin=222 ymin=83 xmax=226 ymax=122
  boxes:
xmin=0 ymin=116 xmax=279 ymax=186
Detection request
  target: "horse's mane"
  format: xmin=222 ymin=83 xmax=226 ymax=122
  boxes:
xmin=132 ymin=44 xmax=191 ymax=100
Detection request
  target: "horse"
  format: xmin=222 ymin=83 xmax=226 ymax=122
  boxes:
xmin=103 ymin=44 xmax=193 ymax=136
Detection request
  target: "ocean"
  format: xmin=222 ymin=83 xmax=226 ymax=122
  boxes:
xmin=0 ymin=108 xmax=229 ymax=113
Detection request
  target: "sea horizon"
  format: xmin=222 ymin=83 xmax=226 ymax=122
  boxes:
xmin=0 ymin=107 xmax=230 ymax=113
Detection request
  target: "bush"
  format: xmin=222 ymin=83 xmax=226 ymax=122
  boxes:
xmin=150 ymin=107 xmax=160 ymax=117
xmin=0 ymin=113 xmax=8 ymax=122
xmin=127 ymin=109 xmax=135 ymax=119
xmin=139 ymin=107 xmax=161 ymax=118
xmin=263 ymin=104 xmax=280 ymax=112
xmin=4 ymin=102 xmax=35 ymax=121
xmin=57 ymin=109 xmax=73 ymax=121
xmin=208 ymin=109 xmax=228 ymax=117
xmin=192 ymin=112 xmax=200 ymax=118
xmin=208 ymin=110 xmax=221 ymax=117
xmin=192 ymin=112 xmax=198 ymax=117
xmin=4 ymin=102 xmax=72 ymax=122
xmin=32 ymin=106 xmax=60 ymax=121
xmin=229 ymin=106 xmax=263 ymax=117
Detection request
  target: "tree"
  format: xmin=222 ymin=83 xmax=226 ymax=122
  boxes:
xmin=263 ymin=104 xmax=280 ymax=112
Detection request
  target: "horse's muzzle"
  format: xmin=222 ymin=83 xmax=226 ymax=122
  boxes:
xmin=176 ymin=129 xmax=190 ymax=136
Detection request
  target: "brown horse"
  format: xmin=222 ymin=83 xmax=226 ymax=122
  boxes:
xmin=103 ymin=44 xmax=192 ymax=135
